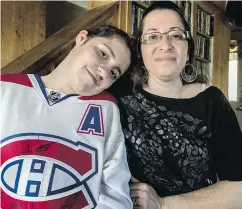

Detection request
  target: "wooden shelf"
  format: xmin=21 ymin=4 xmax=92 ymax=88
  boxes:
xmin=197 ymin=30 xmax=212 ymax=39
xmin=133 ymin=1 xmax=149 ymax=9
xmin=195 ymin=56 xmax=211 ymax=63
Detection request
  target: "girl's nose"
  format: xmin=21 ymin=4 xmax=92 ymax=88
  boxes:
xmin=98 ymin=66 xmax=110 ymax=80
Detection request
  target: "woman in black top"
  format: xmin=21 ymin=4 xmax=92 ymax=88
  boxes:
xmin=110 ymin=1 xmax=242 ymax=209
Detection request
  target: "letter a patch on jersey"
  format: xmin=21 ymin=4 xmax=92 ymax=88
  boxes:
xmin=77 ymin=104 xmax=104 ymax=136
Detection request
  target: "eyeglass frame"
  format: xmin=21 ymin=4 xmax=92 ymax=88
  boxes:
xmin=140 ymin=29 xmax=191 ymax=44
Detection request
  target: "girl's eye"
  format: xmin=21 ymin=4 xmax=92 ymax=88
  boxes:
xmin=110 ymin=70 xmax=117 ymax=80
xmin=100 ymin=50 xmax=107 ymax=59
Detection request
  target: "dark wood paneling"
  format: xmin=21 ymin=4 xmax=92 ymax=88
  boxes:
xmin=46 ymin=1 xmax=87 ymax=38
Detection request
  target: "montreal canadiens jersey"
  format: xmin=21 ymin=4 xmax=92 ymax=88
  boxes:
xmin=0 ymin=74 xmax=132 ymax=209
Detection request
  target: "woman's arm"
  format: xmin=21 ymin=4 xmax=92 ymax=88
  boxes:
xmin=162 ymin=180 xmax=242 ymax=209
xmin=130 ymin=179 xmax=242 ymax=209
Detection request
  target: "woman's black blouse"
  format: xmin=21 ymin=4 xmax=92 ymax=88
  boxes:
xmin=117 ymin=86 xmax=242 ymax=196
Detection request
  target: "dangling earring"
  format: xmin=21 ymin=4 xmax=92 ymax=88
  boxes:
xmin=140 ymin=66 xmax=148 ymax=84
xmin=181 ymin=63 xmax=197 ymax=83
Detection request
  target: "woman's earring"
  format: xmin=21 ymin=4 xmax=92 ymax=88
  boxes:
xmin=181 ymin=63 xmax=197 ymax=83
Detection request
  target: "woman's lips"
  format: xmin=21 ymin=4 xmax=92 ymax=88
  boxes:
xmin=155 ymin=57 xmax=176 ymax=61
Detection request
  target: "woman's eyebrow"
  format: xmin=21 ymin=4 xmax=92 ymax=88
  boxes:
xmin=170 ymin=26 xmax=184 ymax=30
xmin=144 ymin=28 xmax=158 ymax=33
xmin=144 ymin=27 xmax=184 ymax=34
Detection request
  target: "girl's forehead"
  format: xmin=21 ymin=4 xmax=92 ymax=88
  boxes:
xmin=87 ymin=36 xmax=110 ymax=43
xmin=87 ymin=36 xmax=125 ymax=48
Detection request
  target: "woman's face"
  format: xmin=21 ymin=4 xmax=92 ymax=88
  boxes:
xmin=141 ymin=9 xmax=188 ymax=82
xmin=69 ymin=33 xmax=131 ymax=96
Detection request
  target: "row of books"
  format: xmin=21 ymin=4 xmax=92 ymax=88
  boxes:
xmin=139 ymin=0 xmax=153 ymax=6
xmin=197 ymin=7 xmax=214 ymax=36
xmin=131 ymin=3 xmax=145 ymax=36
xmin=196 ymin=60 xmax=209 ymax=75
xmin=196 ymin=60 xmax=212 ymax=82
xmin=195 ymin=35 xmax=211 ymax=61
xmin=196 ymin=7 xmax=213 ymax=75
xmin=172 ymin=0 xmax=192 ymax=25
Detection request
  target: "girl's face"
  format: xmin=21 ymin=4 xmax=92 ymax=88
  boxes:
xmin=141 ymin=9 xmax=189 ymax=82
xmin=69 ymin=32 xmax=131 ymax=96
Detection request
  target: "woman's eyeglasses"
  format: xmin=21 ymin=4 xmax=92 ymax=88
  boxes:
xmin=140 ymin=30 xmax=190 ymax=44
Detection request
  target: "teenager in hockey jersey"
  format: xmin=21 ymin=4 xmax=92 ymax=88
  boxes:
xmin=0 ymin=25 xmax=136 ymax=209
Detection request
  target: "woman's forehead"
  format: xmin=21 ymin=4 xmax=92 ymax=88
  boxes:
xmin=143 ymin=9 xmax=184 ymax=31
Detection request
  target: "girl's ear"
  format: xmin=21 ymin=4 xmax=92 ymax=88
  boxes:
xmin=76 ymin=30 xmax=88 ymax=47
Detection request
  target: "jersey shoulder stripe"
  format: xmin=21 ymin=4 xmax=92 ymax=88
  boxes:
xmin=79 ymin=91 xmax=117 ymax=104
xmin=0 ymin=74 xmax=33 ymax=87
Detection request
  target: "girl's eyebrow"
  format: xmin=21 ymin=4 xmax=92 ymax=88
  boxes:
xmin=104 ymin=44 xmax=115 ymax=58
xmin=116 ymin=68 xmax=122 ymax=77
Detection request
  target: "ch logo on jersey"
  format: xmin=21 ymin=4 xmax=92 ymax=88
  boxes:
xmin=77 ymin=104 xmax=104 ymax=136
xmin=0 ymin=133 xmax=98 ymax=209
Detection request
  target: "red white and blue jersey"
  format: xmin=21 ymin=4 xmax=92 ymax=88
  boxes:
xmin=0 ymin=74 xmax=132 ymax=209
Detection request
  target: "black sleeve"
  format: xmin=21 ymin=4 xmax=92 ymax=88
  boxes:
xmin=211 ymin=88 xmax=242 ymax=181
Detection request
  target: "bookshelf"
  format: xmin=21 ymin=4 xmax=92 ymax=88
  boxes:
xmin=195 ymin=4 xmax=214 ymax=83
xmin=88 ymin=0 xmax=231 ymax=96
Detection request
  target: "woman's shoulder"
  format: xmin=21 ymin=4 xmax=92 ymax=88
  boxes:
xmin=183 ymin=83 xmax=225 ymax=99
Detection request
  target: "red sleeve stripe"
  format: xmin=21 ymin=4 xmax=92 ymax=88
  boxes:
xmin=79 ymin=91 xmax=117 ymax=103
xmin=0 ymin=74 xmax=33 ymax=87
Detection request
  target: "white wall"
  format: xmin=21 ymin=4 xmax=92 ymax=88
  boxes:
xmin=231 ymin=30 xmax=242 ymax=130
xmin=68 ymin=1 xmax=88 ymax=9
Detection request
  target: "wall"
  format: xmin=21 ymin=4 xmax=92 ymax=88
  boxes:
xmin=69 ymin=1 xmax=88 ymax=9
xmin=1 ymin=1 xmax=46 ymax=68
xmin=230 ymin=29 xmax=242 ymax=130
